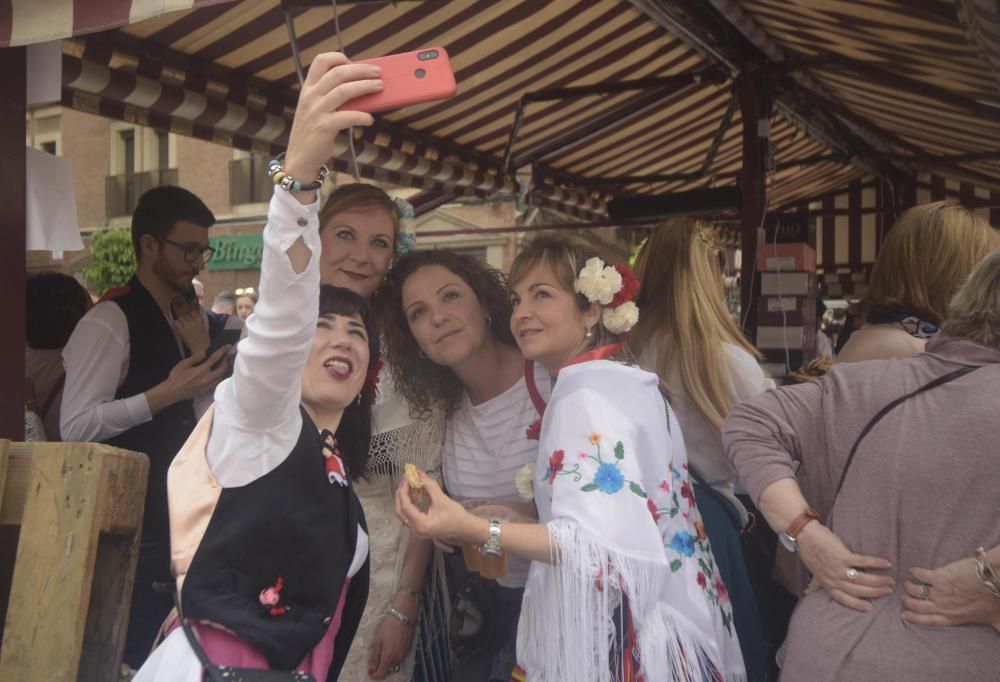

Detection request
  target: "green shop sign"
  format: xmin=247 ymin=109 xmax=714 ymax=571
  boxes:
xmin=208 ymin=233 xmax=264 ymax=270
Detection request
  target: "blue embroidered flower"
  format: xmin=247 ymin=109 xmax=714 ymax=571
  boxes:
xmin=593 ymin=463 xmax=625 ymax=494
xmin=669 ymin=531 xmax=695 ymax=557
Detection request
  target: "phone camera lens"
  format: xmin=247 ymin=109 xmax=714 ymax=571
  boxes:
xmin=418 ymin=50 xmax=439 ymax=61
xmin=415 ymin=68 xmax=426 ymax=79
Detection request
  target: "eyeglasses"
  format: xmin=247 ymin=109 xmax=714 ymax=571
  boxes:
xmin=162 ymin=238 xmax=216 ymax=264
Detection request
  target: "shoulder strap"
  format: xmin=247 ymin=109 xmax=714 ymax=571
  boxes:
xmin=173 ymin=591 xmax=226 ymax=682
xmin=834 ymin=365 xmax=980 ymax=501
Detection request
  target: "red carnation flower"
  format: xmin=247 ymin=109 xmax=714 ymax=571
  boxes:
xmin=610 ymin=263 xmax=640 ymax=308
xmin=697 ymin=571 xmax=707 ymax=589
xmin=548 ymin=449 xmax=565 ymax=484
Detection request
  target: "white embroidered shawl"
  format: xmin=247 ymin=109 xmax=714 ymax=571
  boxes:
xmin=516 ymin=360 xmax=745 ymax=681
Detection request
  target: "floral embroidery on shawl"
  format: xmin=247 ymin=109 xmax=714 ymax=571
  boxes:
xmin=543 ymin=435 xmax=649 ymax=499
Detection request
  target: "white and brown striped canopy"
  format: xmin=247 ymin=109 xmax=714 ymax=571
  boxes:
xmin=7 ymin=0 xmax=1000 ymax=225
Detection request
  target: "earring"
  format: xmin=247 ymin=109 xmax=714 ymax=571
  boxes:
xmin=584 ymin=325 xmax=593 ymax=339
xmin=485 ymin=314 xmax=492 ymax=326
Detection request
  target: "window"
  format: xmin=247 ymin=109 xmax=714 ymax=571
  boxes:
xmin=41 ymin=141 xmax=57 ymax=155
xmin=156 ymin=130 xmax=169 ymax=171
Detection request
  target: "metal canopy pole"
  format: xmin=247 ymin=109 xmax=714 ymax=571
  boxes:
xmin=737 ymin=68 xmax=767 ymax=345
xmin=0 ymin=46 xmax=26 ymax=440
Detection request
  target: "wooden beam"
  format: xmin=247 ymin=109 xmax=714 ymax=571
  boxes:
xmin=0 ymin=48 xmax=25 ymax=441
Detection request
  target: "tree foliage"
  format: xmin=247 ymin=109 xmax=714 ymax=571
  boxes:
xmin=85 ymin=229 xmax=135 ymax=295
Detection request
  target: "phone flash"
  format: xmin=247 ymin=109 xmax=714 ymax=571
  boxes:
xmin=418 ymin=50 xmax=439 ymax=61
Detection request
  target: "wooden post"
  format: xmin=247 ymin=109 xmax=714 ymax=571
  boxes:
xmin=737 ymin=68 xmax=768 ymax=344
xmin=0 ymin=47 xmax=26 ymax=440
xmin=0 ymin=442 xmax=148 ymax=681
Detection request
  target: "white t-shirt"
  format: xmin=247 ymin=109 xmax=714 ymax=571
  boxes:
xmin=442 ymin=361 xmax=551 ymax=588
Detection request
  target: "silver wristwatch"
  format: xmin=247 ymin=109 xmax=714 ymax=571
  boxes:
xmin=479 ymin=517 xmax=504 ymax=557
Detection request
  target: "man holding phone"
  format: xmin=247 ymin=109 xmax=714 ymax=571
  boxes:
xmin=60 ymin=185 xmax=232 ymax=667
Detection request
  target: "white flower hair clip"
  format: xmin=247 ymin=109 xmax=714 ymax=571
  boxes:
xmin=574 ymin=257 xmax=641 ymax=335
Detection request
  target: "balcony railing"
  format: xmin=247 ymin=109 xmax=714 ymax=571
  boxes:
xmin=229 ymin=156 xmax=272 ymax=206
xmin=105 ymin=169 xmax=178 ymax=218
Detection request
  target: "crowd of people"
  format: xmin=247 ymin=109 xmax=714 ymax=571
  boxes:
xmin=22 ymin=53 xmax=1000 ymax=681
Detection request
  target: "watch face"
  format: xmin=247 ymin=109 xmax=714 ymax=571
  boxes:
xmin=779 ymin=532 xmax=797 ymax=553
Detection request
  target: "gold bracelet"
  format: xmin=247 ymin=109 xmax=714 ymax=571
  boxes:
xmin=396 ymin=585 xmax=422 ymax=599
xmin=974 ymin=547 xmax=1000 ymax=600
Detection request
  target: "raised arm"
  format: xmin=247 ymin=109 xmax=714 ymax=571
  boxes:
xmin=205 ymin=53 xmax=382 ymax=484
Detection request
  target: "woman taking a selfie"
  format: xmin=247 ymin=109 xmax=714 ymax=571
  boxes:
xmin=398 ymin=235 xmax=745 ymax=681
xmin=134 ymin=52 xmax=382 ymax=680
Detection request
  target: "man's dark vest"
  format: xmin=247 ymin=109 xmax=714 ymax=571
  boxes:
xmin=104 ymin=276 xmax=196 ymax=542
xmin=181 ymin=409 xmax=370 ymax=673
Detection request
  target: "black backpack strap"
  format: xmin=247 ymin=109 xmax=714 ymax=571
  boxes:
xmin=833 ymin=364 xmax=980 ymax=501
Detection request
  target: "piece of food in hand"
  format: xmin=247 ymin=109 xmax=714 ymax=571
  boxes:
xmin=404 ymin=463 xmax=425 ymax=504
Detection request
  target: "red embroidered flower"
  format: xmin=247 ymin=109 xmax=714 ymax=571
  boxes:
xmin=659 ymin=480 xmax=670 ymax=494
xmin=525 ymin=418 xmax=542 ymax=441
xmin=697 ymin=571 xmax=707 ymax=589
xmin=680 ymin=480 xmax=695 ymax=508
xmin=647 ymin=498 xmax=660 ymax=523
xmin=715 ymin=576 xmax=728 ymax=603
xmin=610 ymin=264 xmax=640 ymax=308
xmin=548 ymin=449 xmax=565 ymax=484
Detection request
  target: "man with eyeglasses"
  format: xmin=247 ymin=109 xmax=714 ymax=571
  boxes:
xmin=61 ymin=185 xmax=231 ymax=667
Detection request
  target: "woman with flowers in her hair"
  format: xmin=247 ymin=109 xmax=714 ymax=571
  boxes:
xmin=397 ymin=234 xmax=745 ymax=681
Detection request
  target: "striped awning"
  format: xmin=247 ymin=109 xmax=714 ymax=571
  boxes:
xmin=734 ymin=0 xmax=1000 ymax=193
xmin=0 ymin=0 xmax=232 ymax=47
xmin=12 ymin=0 xmax=1000 ymax=221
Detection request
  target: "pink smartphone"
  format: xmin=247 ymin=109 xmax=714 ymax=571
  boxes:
xmin=341 ymin=47 xmax=457 ymax=113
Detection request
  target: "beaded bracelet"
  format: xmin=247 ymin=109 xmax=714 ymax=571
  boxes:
xmin=974 ymin=547 xmax=1000 ymax=600
xmin=268 ymin=152 xmax=329 ymax=193
xmin=386 ymin=606 xmax=415 ymax=627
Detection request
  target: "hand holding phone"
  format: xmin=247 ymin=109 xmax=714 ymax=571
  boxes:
xmin=341 ymin=47 xmax=456 ymax=114
xmin=204 ymin=328 xmax=241 ymax=370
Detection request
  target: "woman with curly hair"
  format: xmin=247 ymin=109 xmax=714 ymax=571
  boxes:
xmin=376 ymin=249 xmax=551 ymax=681
xmin=397 ymin=234 xmax=745 ymax=681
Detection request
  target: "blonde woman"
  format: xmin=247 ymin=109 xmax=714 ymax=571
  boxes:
xmin=317 ymin=182 xmax=447 ymax=681
xmin=837 ymin=200 xmax=999 ymax=363
xmin=629 ymin=218 xmax=773 ymax=680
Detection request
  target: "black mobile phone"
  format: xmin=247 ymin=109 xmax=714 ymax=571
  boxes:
xmin=205 ymin=328 xmax=241 ymax=360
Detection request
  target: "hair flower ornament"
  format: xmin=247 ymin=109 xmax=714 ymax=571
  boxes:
xmin=392 ymin=196 xmax=417 ymax=256
xmin=395 ymin=231 xmax=417 ymax=256
xmin=574 ymin=257 xmax=641 ymax=334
